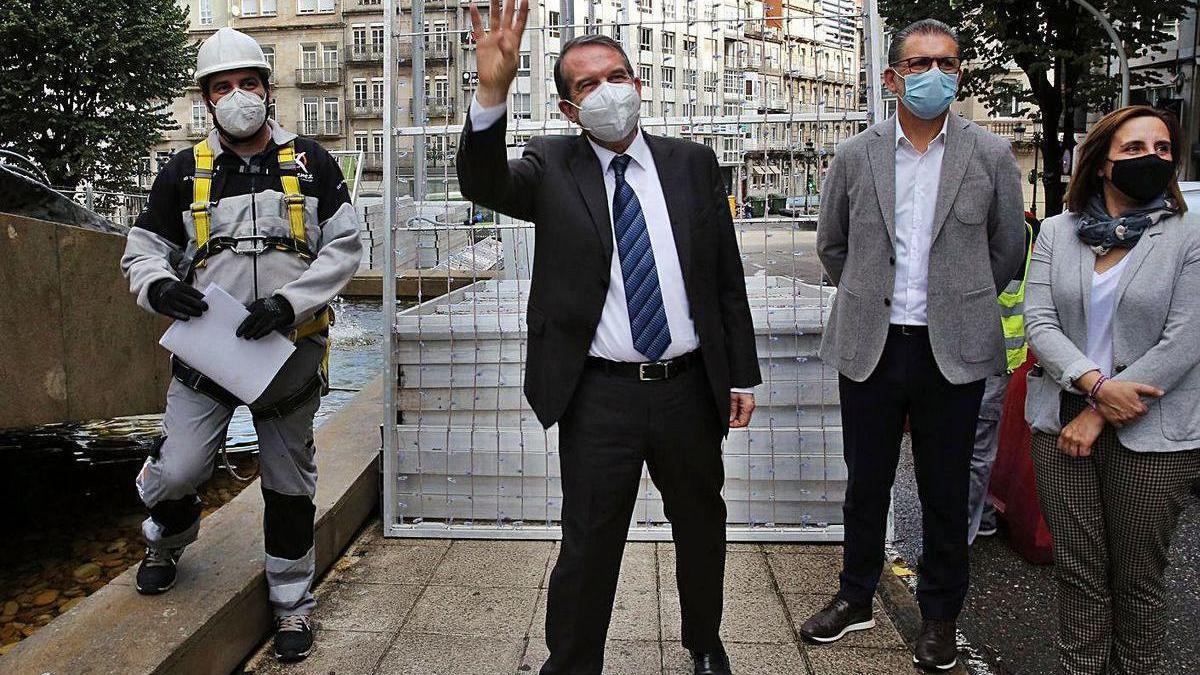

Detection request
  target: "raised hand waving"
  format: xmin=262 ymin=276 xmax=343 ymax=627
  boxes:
xmin=469 ymin=0 xmax=530 ymax=107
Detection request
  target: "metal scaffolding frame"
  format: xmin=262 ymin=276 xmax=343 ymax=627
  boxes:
xmin=381 ymin=0 xmax=889 ymax=541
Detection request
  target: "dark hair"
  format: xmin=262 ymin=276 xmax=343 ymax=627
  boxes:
xmin=1065 ymin=105 xmax=1187 ymax=214
xmin=200 ymin=68 xmax=271 ymax=98
xmin=887 ymin=19 xmax=958 ymax=65
xmin=553 ymin=34 xmax=635 ymax=101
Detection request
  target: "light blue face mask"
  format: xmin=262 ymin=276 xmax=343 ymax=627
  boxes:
xmin=896 ymin=68 xmax=958 ymax=120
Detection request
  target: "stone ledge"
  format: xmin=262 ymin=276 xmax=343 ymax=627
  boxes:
xmin=1 ymin=375 xmax=384 ymax=675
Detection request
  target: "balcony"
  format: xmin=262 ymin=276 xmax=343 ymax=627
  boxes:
xmin=398 ymin=41 xmax=453 ymax=63
xmin=766 ymin=97 xmax=788 ymax=112
xmin=362 ymin=152 xmax=384 ymax=171
xmin=297 ymin=120 xmax=343 ymax=138
xmin=347 ymin=43 xmax=384 ymax=63
xmin=395 ymin=151 xmax=457 ymax=171
xmin=186 ymin=122 xmax=209 ymax=139
xmin=413 ymin=98 xmax=457 ymax=119
xmin=295 ymin=67 xmax=343 ymax=87
xmin=981 ymin=118 xmax=1035 ymax=143
xmin=350 ymin=99 xmax=385 ymax=118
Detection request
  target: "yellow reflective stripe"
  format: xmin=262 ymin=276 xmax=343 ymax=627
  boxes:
xmin=277 ymin=143 xmax=307 ymax=245
xmin=191 ymin=140 xmax=214 ymax=250
xmin=997 ymin=222 xmax=1035 ymax=307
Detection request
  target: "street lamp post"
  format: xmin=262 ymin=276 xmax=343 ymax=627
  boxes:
xmin=801 ymin=139 xmax=817 ymax=212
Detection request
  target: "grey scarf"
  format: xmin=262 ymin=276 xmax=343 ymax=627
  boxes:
xmin=1076 ymin=194 xmax=1176 ymax=256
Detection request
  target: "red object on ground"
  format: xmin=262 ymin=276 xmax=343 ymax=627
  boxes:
xmin=988 ymin=356 xmax=1055 ymax=564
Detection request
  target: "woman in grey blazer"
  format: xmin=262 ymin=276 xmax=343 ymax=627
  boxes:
xmin=1024 ymin=105 xmax=1200 ymax=674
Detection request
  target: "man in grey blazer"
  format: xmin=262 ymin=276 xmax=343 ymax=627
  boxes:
xmin=799 ymin=19 xmax=1025 ymax=671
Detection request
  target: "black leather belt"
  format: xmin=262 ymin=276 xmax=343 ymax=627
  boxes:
xmin=585 ymin=350 xmax=700 ymax=381
xmin=889 ymin=324 xmax=928 ymax=337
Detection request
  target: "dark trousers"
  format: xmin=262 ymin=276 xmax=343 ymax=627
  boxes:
xmin=540 ymin=362 xmax=727 ymax=675
xmin=837 ymin=328 xmax=985 ymax=620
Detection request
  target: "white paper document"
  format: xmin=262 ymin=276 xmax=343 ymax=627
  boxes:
xmin=159 ymin=283 xmax=296 ymax=404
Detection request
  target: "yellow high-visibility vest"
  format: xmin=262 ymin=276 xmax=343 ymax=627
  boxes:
xmin=998 ymin=222 xmax=1034 ymax=372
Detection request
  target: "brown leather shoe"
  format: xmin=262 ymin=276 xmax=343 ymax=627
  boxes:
xmin=799 ymin=596 xmax=875 ymax=643
xmin=913 ymin=619 xmax=957 ymax=671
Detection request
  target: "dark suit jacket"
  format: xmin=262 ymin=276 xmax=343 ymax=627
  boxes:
xmin=457 ymin=115 xmax=762 ymax=431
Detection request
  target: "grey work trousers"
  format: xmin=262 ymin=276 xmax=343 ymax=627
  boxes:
xmin=136 ymin=337 xmax=325 ymax=617
xmin=967 ymin=372 xmax=1011 ymax=544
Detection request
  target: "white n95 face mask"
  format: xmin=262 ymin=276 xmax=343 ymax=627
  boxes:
xmin=567 ymin=81 xmax=641 ymax=143
xmin=213 ymin=88 xmax=267 ymax=139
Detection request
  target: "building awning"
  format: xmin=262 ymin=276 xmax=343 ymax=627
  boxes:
xmin=765 ymin=166 xmax=781 ymax=175
xmin=752 ymin=166 xmax=768 ymax=175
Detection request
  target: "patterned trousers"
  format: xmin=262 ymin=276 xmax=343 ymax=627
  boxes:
xmin=1032 ymin=393 xmax=1200 ymax=674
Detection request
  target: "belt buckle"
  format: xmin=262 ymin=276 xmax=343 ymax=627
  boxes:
xmin=898 ymin=325 xmax=917 ymax=336
xmin=231 ymin=236 xmax=268 ymax=255
xmin=639 ymin=361 xmax=669 ymax=381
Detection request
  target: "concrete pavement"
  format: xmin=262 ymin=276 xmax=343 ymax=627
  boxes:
xmin=242 ymin=520 xmax=929 ymax=675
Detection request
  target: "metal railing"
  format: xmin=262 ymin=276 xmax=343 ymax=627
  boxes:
xmin=350 ymin=99 xmax=385 ymax=118
xmin=297 ymin=119 xmax=343 ymax=137
xmin=347 ymin=43 xmax=385 ymax=62
xmin=295 ymin=67 xmax=342 ymax=86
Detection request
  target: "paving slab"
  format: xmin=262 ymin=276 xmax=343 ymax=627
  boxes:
xmin=765 ymin=552 xmax=844 ymax=594
xmin=522 ymin=639 xmax=664 ymax=674
xmin=376 ymin=632 xmax=526 ymax=675
xmin=430 ymin=540 xmax=553 ymax=588
xmin=663 ymin=641 xmax=809 ymax=675
xmin=661 ymin=589 xmax=794 ymax=644
xmin=402 ymin=585 xmax=539 ymax=637
xmin=804 ymin=646 xmax=921 ymax=675
xmin=331 ymin=539 xmax=450 ymax=586
xmin=244 ymin=629 xmax=393 ymax=675
xmin=313 ymin=582 xmax=423 ymax=633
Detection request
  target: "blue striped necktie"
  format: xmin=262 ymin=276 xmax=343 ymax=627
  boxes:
xmin=610 ymin=154 xmax=672 ymax=362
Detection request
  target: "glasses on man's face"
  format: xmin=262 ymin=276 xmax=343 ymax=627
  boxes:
xmin=891 ymin=56 xmax=962 ymax=74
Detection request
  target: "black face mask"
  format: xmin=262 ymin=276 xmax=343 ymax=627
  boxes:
xmin=1107 ymin=153 xmax=1175 ymax=204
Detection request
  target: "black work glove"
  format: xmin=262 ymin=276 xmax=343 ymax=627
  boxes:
xmin=236 ymin=295 xmax=295 ymax=340
xmin=149 ymin=279 xmax=208 ymax=321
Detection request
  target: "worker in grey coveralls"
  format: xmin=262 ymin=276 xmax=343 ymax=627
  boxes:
xmin=120 ymin=27 xmax=362 ymax=662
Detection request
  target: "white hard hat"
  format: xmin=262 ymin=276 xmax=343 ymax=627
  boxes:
xmin=194 ymin=27 xmax=272 ymax=84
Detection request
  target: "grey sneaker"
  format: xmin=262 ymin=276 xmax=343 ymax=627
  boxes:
xmin=135 ymin=547 xmax=181 ymax=595
xmin=274 ymin=614 xmax=314 ymax=662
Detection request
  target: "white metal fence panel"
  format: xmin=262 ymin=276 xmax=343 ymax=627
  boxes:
xmin=381 ymin=0 xmax=889 ymax=541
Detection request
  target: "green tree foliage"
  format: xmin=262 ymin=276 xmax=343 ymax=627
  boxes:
xmin=0 ymin=0 xmax=195 ymax=191
xmin=879 ymin=0 xmax=1187 ymax=216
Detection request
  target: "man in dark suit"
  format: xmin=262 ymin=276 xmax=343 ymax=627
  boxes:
xmin=456 ymin=2 xmax=761 ymax=673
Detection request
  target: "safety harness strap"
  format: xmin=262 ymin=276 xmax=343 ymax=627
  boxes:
xmin=276 ymin=143 xmax=308 ymax=245
xmin=191 ymin=140 xmax=215 ymax=261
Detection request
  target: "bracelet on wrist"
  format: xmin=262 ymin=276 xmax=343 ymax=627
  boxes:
xmin=1087 ymin=374 xmax=1108 ymax=409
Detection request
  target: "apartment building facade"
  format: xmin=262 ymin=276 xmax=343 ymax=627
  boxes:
xmin=149 ymin=0 xmax=862 ymax=203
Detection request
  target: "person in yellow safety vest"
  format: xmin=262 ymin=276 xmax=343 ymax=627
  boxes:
xmin=119 ymin=27 xmax=362 ymax=663
xmin=967 ymin=216 xmax=1036 ymax=545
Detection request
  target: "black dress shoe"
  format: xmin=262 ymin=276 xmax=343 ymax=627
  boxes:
xmin=691 ymin=647 xmax=732 ymax=675
xmin=913 ymin=619 xmax=957 ymax=671
xmin=799 ymin=596 xmax=875 ymax=643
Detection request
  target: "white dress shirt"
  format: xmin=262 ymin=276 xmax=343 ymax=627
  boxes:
xmin=468 ymin=96 xmax=753 ymax=393
xmin=890 ymin=115 xmax=949 ymax=325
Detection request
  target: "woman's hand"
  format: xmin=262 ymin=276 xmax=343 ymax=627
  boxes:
xmin=1094 ymin=379 xmax=1164 ymax=427
xmin=1058 ymin=407 xmax=1106 ymax=457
